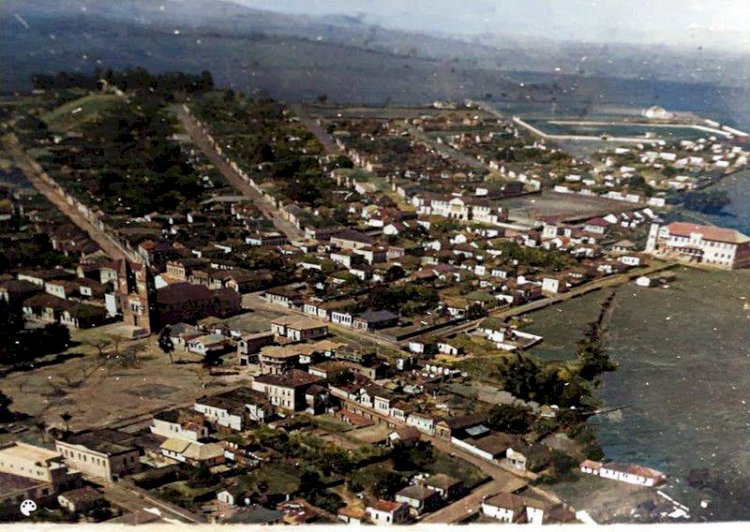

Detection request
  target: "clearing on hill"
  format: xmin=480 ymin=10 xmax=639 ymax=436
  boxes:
xmin=42 ymin=93 xmax=122 ymax=132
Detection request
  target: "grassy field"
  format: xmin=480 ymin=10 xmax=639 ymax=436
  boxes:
xmin=571 ymin=266 xmax=750 ymax=521
xmin=524 ymin=119 xmax=711 ymax=141
xmin=151 ymin=480 xmax=217 ymax=511
xmin=523 ymin=288 xmax=614 ymax=362
xmin=42 ymin=93 xmax=122 ymax=132
xmin=544 ymin=473 xmax=656 ymax=523
xmin=312 ymin=414 xmax=353 ymax=433
xmin=243 ymin=463 xmax=302 ymax=496
xmin=425 ymin=451 xmax=490 ymax=489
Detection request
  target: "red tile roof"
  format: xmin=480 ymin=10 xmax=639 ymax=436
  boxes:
xmin=371 ymin=500 xmax=404 ymax=513
xmin=667 ymin=222 xmax=750 ymax=244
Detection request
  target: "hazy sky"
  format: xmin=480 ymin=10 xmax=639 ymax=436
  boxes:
xmin=231 ymin=0 xmax=750 ymax=50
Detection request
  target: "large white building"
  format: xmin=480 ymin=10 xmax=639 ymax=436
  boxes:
xmin=413 ymin=194 xmax=507 ymax=225
xmin=646 ymin=222 xmax=750 ymax=269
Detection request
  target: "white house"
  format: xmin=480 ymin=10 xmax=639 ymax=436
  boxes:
xmin=482 ymin=493 xmax=545 ymax=524
xmin=150 ymin=408 xmax=209 ymax=442
xmin=645 ymin=222 xmax=750 ymax=269
xmin=580 ymin=460 xmax=665 ymax=487
xmin=406 ymin=412 xmax=435 ymax=434
xmin=542 ymin=277 xmax=567 ymax=294
xmin=365 ymin=500 xmax=409 ymax=525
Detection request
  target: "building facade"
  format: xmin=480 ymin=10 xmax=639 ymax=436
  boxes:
xmin=646 ymin=222 xmax=750 ymax=269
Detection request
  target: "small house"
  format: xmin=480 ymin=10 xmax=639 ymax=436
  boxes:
xmin=395 ymin=485 xmax=442 ymax=515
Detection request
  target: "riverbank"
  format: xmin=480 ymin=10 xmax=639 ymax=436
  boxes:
xmin=592 ymin=266 xmax=750 ymax=521
xmin=690 ymin=169 xmax=750 ymax=235
xmin=522 ymin=266 xmax=750 ymax=521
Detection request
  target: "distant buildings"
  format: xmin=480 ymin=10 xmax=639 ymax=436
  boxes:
xmin=155 ymin=283 xmax=241 ymax=326
xmin=646 ymin=222 xmax=750 ymax=269
xmin=642 ymin=106 xmax=674 ymax=120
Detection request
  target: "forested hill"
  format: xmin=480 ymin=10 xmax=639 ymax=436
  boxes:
xmin=1 ymin=0 xmax=747 ymax=112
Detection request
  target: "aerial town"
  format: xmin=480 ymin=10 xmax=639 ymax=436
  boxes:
xmin=0 ymin=56 xmax=748 ymax=526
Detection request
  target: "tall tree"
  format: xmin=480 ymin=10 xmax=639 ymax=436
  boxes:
xmin=158 ymin=326 xmax=175 ymax=364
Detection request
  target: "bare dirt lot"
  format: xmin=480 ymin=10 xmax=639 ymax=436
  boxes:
xmin=544 ymin=474 xmax=657 ymax=523
xmin=499 ymin=191 xmax=639 ymax=225
xmin=0 ymin=324 xmax=244 ymax=432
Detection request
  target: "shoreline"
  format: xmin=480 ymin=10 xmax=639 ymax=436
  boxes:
xmin=590 ymin=266 xmax=750 ymax=522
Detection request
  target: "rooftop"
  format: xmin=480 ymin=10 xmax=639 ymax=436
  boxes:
xmin=58 ymin=485 xmax=102 ymax=505
xmin=369 ymin=499 xmax=405 ymax=513
xmin=0 ymin=471 xmax=49 ymax=494
xmin=484 ymin=492 xmax=526 ymax=514
xmin=62 ymin=429 xmax=136 ymax=456
xmin=667 ymin=222 xmax=750 ymax=244
xmin=254 ymin=369 xmax=323 ymax=389
xmin=396 ymin=485 xmax=439 ymax=501
xmin=425 ymin=473 xmax=462 ymax=490
xmin=0 ymin=442 xmax=60 ymax=464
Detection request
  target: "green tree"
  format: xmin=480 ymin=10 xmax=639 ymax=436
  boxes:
xmin=487 ymin=404 xmax=533 ymax=434
xmin=332 ymin=155 xmax=353 ymax=169
xmin=158 ymin=326 xmax=175 ymax=364
xmin=59 ymin=412 xmax=73 ymax=434
xmin=0 ymin=391 xmax=14 ymax=422
xmin=186 ymin=463 xmax=212 ymax=488
xmin=548 ymin=450 xmax=579 ymax=481
xmin=384 ymin=265 xmax=406 ymax=282
xmin=373 ymin=472 xmax=406 ymax=499
xmin=392 ymin=440 xmax=434 ymax=471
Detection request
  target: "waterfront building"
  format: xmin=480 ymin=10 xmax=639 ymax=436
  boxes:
xmin=646 ymin=222 xmax=750 ymax=269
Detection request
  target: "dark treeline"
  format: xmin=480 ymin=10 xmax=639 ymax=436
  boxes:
xmin=0 ymin=301 xmax=70 ymax=364
xmin=668 ymin=189 xmax=731 ymax=214
xmin=31 ymin=67 xmax=214 ymax=95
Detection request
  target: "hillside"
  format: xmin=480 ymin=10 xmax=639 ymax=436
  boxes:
xmin=1 ymin=0 xmax=748 ymax=123
xmin=42 ymin=93 xmax=123 ymax=132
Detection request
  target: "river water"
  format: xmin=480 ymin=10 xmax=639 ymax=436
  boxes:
xmin=501 ymin=79 xmax=750 ymax=521
xmin=591 ymin=268 xmax=750 ymax=521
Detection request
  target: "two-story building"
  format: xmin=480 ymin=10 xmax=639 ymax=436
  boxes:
xmin=270 ymin=317 xmax=328 ymax=342
xmin=55 ymin=430 xmax=140 ymax=482
xmin=251 ymin=370 xmax=324 ymax=411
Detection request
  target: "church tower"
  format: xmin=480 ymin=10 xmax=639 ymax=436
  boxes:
xmin=117 ymin=260 xmax=157 ymax=335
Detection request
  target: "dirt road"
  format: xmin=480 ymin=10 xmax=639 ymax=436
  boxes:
xmin=438 ymin=261 xmax=677 ymax=338
xmin=2 ymin=135 xmax=137 ymax=263
xmin=242 ymin=292 xmax=407 ymax=353
xmin=420 ymin=480 xmax=502 ymax=523
xmin=173 ymin=105 xmax=304 ymax=240
xmin=96 ymin=481 xmax=206 ymax=524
